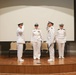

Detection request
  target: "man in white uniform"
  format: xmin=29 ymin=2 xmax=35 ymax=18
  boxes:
xmin=56 ymin=24 xmax=66 ymax=59
xmin=31 ymin=24 xmax=42 ymax=60
xmin=17 ymin=23 xmax=25 ymax=62
xmin=47 ymin=22 xmax=55 ymax=62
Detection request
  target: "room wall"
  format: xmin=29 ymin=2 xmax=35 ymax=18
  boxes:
xmin=0 ymin=0 xmax=74 ymax=41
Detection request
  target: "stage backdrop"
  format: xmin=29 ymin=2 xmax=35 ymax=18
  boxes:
xmin=0 ymin=0 xmax=74 ymax=41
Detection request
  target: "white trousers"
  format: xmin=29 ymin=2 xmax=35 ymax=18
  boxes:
xmin=32 ymin=41 xmax=41 ymax=59
xmin=49 ymin=43 xmax=54 ymax=60
xmin=17 ymin=44 xmax=23 ymax=60
xmin=58 ymin=43 xmax=65 ymax=57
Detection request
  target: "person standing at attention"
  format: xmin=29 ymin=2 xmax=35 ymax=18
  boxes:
xmin=56 ymin=24 xmax=66 ymax=59
xmin=31 ymin=24 xmax=43 ymax=60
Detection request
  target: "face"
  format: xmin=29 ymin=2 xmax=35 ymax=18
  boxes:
xmin=19 ymin=25 xmax=22 ymax=28
xmin=48 ymin=23 xmax=52 ymax=27
xmin=60 ymin=26 xmax=63 ymax=29
xmin=35 ymin=26 xmax=38 ymax=29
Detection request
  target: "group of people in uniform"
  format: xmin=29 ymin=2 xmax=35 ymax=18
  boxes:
xmin=17 ymin=22 xmax=66 ymax=62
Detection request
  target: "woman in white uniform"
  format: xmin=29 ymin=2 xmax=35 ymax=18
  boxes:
xmin=56 ymin=24 xmax=66 ymax=59
xmin=47 ymin=22 xmax=55 ymax=62
xmin=17 ymin=23 xmax=25 ymax=62
xmin=31 ymin=24 xmax=42 ymax=60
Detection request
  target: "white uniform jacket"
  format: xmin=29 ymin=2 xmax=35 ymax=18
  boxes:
xmin=47 ymin=26 xmax=55 ymax=46
xmin=31 ymin=29 xmax=42 ymax=42
xmin=56 ymin=29 xmax=66 ymax=43
xmin=17 ymin=25 xmax=25 ymax=44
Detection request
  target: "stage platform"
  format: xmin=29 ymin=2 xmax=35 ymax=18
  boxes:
xmin=0 ymin=72 xmax=76 ymax=75
xmin=0 ymin=56 xmax=76 ymax=74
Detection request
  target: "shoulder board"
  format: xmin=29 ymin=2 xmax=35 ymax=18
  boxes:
xmin=58 ymin=29 xmax=60 ymax=30
xmin=63 ymin=29 xmax=65 ymax=30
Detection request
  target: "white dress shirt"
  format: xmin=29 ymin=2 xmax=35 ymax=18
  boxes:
xmin=56 ymin=29 xmax=66 ymax=43
xmin=47 ymin=26 xmax=55 ymax=46
xmin=17 ymin=25 xmax=25 ymax=44
xmin=31 ymin=29 xmax=42 ymax=42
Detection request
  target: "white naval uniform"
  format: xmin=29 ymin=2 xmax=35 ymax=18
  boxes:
xmin=56 ymin=29 xmax=66 ymax=58
xmin=31 ymin=29 xmax=42 ymax=59
xmin=47 ymin=26 xmax=55 ymax=61
xmin=17 ymin=25 xmax=25 ymax=61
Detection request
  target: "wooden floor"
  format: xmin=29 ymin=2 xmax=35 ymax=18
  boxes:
xmin=0 ymin=56 xmax=76 ymax=74
xmin=0 ymin=56 xmax=76 ymax=65
xmin=0 ymin=72 xmax=76 ymax=75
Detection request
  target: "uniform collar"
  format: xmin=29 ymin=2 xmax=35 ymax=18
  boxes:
xmin=60 ymin=28 xmax=63 ymax=30
xmin=35 ymin=28 xmax=39 ymax=30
